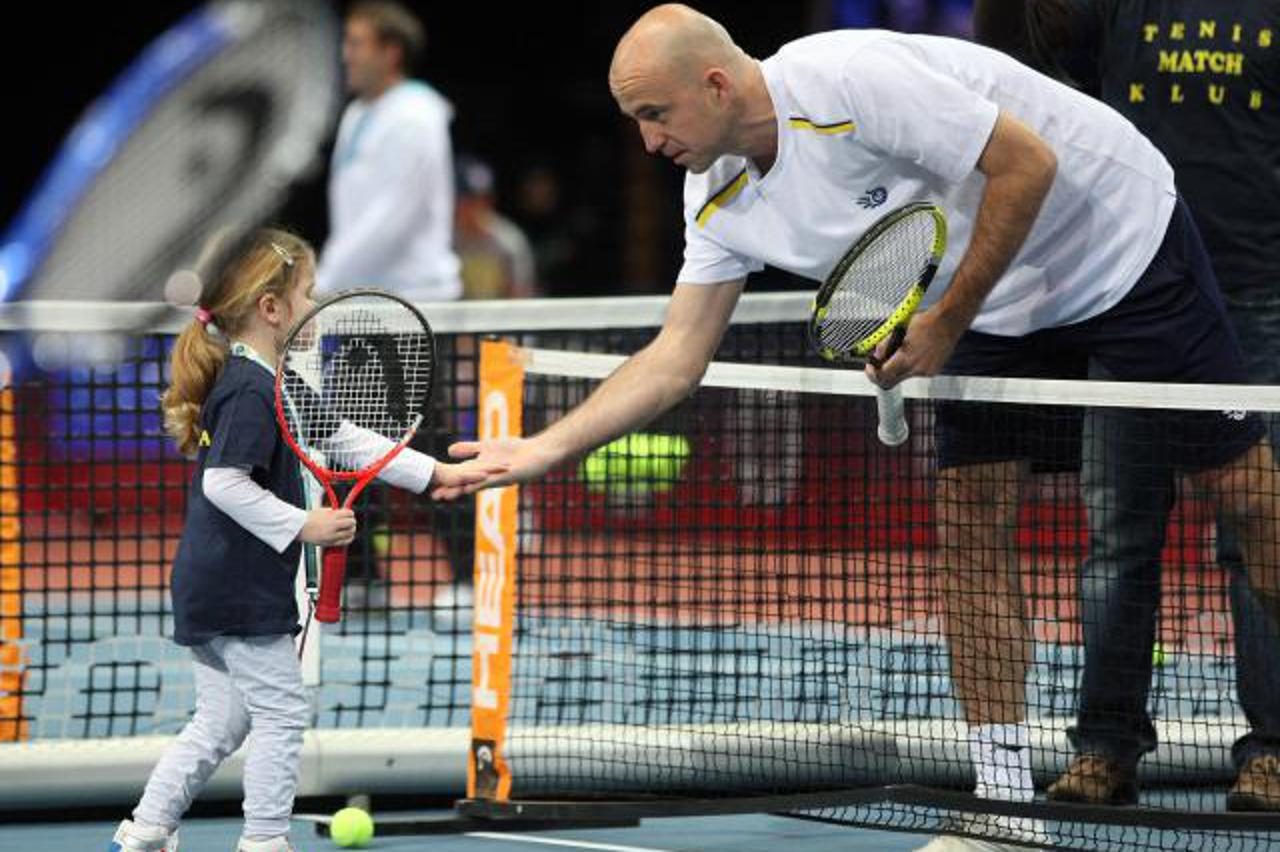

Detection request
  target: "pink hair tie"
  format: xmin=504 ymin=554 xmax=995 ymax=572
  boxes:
xmin=194 ymin=307 xmax=213 ymax=326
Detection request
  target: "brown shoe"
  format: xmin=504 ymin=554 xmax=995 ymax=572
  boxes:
xmin=1046 ymin=753 xmax=1138 ymax=805
xmin=1227 ymin=754 xmax=1280 ymax=812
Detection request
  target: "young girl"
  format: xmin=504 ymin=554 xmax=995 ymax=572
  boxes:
xmin=110 ymin=228 xmax=497 ymax=852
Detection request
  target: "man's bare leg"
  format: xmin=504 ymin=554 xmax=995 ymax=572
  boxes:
xmin=936 ymin=461 xmax=1033 ymax=802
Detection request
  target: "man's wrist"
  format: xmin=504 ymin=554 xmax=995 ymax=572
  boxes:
xmin=527 ymin=433 xmax=569 ymax=472
xmin=932 ymin=292 xmax=980 ymax=342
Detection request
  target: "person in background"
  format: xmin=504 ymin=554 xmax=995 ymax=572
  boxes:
xmin=318 ymin=0 xmax=459 ymax=301
xmin=448 ymin=153 xmax=544 ymax=569
xmin=450 ymin=150 xmax=539 ymax=443
xmin=455 ymin=153 xmax=539 ymax=301
xmin=320 ymin=0 xmax=471 ymax=612
xmin=975 ymin=0 xmax=1280 ymax=812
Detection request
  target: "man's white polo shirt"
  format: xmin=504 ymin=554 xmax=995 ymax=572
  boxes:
xmin=678 ymin=30 xmax=1177 ymax=336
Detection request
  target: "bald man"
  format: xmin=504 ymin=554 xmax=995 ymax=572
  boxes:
xmin=447 ymin=6 xmax=1280 ymax=850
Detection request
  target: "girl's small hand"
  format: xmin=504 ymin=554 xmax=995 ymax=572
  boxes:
xmin=299 ymin=508 xmax=356 ymax=546
xmin=429 ymin=458 xmax=512 ymax=500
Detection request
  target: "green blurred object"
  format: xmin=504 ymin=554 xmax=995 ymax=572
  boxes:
xmin=579 ymin=433 xmax=691 ymax=492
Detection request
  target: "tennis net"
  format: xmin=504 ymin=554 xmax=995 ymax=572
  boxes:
xmin=4 ymin=295 xmax=1280 ymax=851
xmin=0 ymin=294 xmax=811 ymax=807
xmin=460 ymin=340 xmax=1280 ymax=851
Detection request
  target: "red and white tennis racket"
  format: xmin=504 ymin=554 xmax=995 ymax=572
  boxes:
xmin=275 ymin=289 xmax=436 ymax=623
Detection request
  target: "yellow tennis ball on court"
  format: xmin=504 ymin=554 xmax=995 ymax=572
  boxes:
xmin=1152 ymin=642 xmax=1168 ymax=668
xmin=579 ymin=433 xmax=690 ymax=492
xmin=330 ymin=806 xmax=374 ymax=848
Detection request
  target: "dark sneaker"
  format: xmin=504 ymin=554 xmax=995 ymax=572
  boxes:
xmin=1046 ymin=753 xmax=1138 ymax=805
xmin=1227 ymin=754 xmax=1280 ymax=812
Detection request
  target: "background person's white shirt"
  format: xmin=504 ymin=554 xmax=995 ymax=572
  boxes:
xmin=678 ymin=30 xmax=1178 ymax=336
xmin=319 ymin=80 xmax=463 ymax=302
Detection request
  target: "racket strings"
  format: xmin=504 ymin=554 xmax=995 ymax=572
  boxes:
xmin=281 ymin=297 xmax=434 ymax=474
xmin=815 ymin=211 xmax=939 ymax=353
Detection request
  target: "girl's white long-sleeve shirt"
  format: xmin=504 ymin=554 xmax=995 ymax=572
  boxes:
xmin=203 ymin=437 xmax=436 ymax=553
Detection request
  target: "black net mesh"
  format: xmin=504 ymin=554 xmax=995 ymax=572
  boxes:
xmin=485 ymin=354 xmax=1280 ymax=851
xmin=4 ymin=304 xmax=1280 ymax=851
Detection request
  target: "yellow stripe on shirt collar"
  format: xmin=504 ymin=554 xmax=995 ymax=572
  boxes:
xmin=695 ymin=168 xmax=750 ymax=228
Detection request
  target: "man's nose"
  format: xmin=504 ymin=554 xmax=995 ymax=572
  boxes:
xmin=639 ymin=122 xmax=665 ymax=154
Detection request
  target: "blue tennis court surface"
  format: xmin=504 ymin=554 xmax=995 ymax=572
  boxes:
xmin=10 ymin=594 xmax=1255 ymax=852
xmin=3 ymin=810 xmax=935 ymax=852
xmin=16 ymin=599 xmax=1239 ymax=737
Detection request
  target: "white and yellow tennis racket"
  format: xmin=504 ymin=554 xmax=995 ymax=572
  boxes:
xmin=808 ymin=201 xmax=947 ymax=446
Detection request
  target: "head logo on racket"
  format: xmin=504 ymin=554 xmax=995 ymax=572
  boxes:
xmin=275 ymin=289 xmax=436 ymax=624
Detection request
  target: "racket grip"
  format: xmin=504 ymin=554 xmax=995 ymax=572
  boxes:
xmin=876 ymin=385 xmax=909 ymax=447
xmin=315 ymin=547 xmax=349 ymax=623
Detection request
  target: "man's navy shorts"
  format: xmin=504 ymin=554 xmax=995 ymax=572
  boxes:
xmin=935 ymin=197 xmax=1265 ymax=472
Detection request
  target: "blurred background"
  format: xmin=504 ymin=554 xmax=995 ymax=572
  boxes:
xmin=7 ymin=7 xmax=1280 ymax=847
xmin=2 ymin=0 xmax=974 ymax=300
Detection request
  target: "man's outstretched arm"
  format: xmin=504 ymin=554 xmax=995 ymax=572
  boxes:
xmin=435 ymin=278 xmax=745 ymax=497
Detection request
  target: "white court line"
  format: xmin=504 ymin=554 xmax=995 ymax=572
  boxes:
xmin=466 ymin=832 xmax=673 ymax=852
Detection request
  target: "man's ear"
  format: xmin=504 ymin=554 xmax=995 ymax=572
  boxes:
xmin=389 ymin=42 xmax=406 ymax=75
xmin=705 ymin=67 xmax=732 ymax=103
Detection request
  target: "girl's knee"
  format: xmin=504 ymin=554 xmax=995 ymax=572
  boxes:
xmin=248 ymin=690 xmax=310 ymax=732
xmin=187 ymin=704 xmax=251 ymax=756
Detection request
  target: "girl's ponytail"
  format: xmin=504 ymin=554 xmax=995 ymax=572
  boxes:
xmin=161 ymin=314 xmax=228 ymax=457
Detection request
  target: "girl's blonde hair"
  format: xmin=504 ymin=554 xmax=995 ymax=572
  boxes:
xmin=161 ymin=227 xmax=314 ymax=457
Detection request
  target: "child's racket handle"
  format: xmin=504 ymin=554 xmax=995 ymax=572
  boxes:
xmin=876 ymin=385 xmax=909 ymax=447
xmin=315 ymin=547 xmax=349 ymax=623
